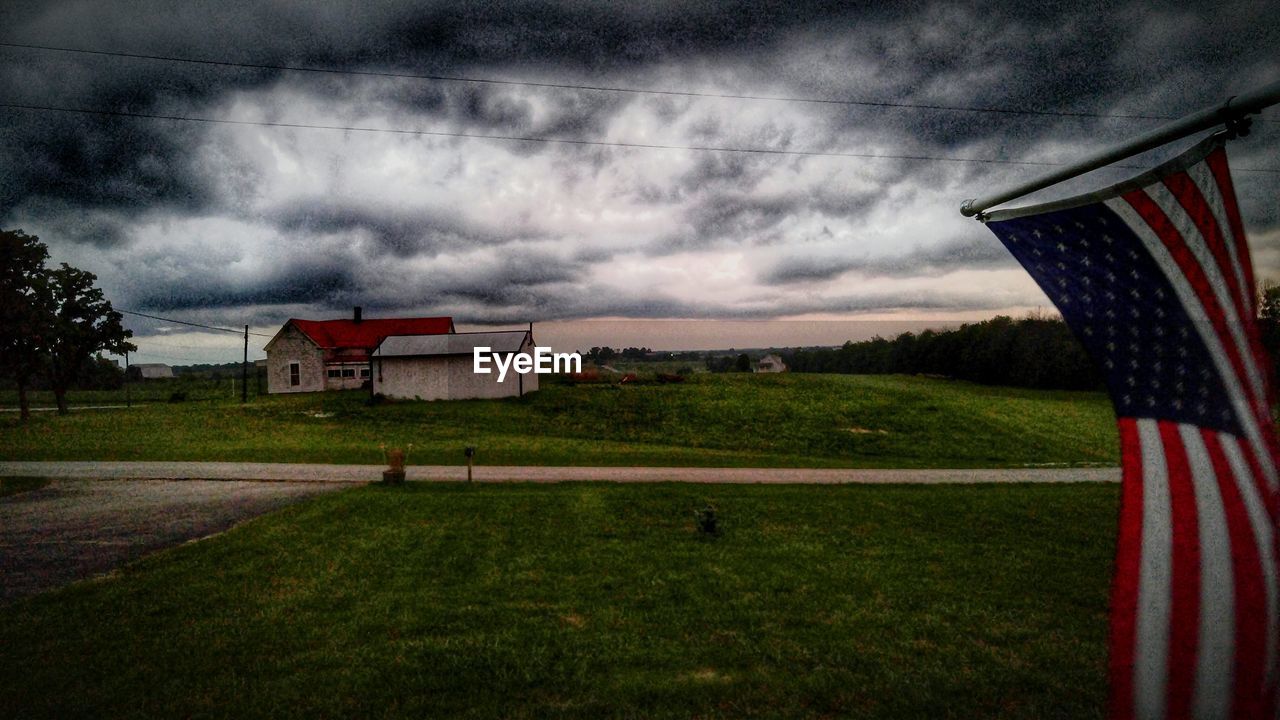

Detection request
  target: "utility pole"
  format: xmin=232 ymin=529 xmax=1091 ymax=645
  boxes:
xmin=124 ymin=350 xmax=130 ymax=408
xmin=241 ymin=325 xmax=248 ymax=403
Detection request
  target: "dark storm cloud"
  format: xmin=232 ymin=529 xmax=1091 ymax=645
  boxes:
xmin=2 ymin=0 xmax=1277 ymax=323
xmin=358 ymin=284 xmax=1013 ymax=325
xmin=267 ymin=201 xmax=540 ymax=257
xmin=124 ymin=246 xmax=586 ymax=320
xmin=761 ymin=235 xmax=1015 ymax=284
xmin=660 ymin=185 xmax=881 ymax=251
xmin=661 ymin=193 xmax=798 ymax=250
xmin=431 ymin=285 xmax=1015 ymax=324
xmin=131 ymin=261 xmax=360 ymax=312
xmin=784 ymin=1 xmax=1280 ymax=161
xmin=421 ymin=251 xmax=585 ymax=307
xmin=3 ymin=200 xmax=133 ymax=247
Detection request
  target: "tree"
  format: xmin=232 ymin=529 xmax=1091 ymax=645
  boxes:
xmin=0 ymin=230 xmax=54 ymax=421
xmin=1259 ymin=281 xmax=1280 ymax=391
xmin=45 ymin=263 xmax=134 ymax=415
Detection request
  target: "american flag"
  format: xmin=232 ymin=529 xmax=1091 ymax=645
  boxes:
xmin=984 ymin=134 xmax=1279 ymax=720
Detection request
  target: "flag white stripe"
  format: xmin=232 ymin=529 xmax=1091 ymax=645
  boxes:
xmin=1105 ymin=197 xmax=1280 ymax=491
xmin=1222 ymin=435 xmax=1279 ymax=685
xmin=1144 ymin=183 xmax=1267 ymax=417
xmin=1180 ymin=424 xmax=1236 ymax=719
xmin=1187 ymin=162 xmax=1253 ymax=322
xmin=1136 ymin=417 xmax=1173 ymax=718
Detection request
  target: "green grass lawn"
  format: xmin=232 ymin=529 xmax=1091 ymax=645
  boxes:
xmin=0 ymin=374 xmax=1120 ymax=468
xmin=0 ymin=482 xmax=1118 ymax=719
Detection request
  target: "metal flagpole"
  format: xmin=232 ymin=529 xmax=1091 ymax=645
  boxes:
xmin=960 ymin=79 xmax=1280 ymax=218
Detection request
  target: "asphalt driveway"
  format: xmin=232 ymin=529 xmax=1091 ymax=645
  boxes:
xmin=0 ymin=479 xmax=345 ymax=603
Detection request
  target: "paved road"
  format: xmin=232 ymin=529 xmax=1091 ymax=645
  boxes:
xmin=0 ymin=479 xmax=344 ymax=603
xmin=0 ymin=460 xmax=1121 ymax=484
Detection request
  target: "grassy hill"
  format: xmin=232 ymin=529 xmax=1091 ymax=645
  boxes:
xmin=0 ymin=374 xmax=1120 ymax=468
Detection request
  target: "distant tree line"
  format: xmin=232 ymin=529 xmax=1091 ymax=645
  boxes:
xmin=171 ymin=362 xmax=255 ymax=379
xmin=580 ymin=347 xmax=708 ymax=364
xmin=781 ymin=315 xmax=1103 ymax=391
xmin=1 ymin=229 xmax=134 ymax=419
xmin=705 ymin=353 xmax=754 ymax=373
xmin=580 ymin=346 xmax=670 ymax=363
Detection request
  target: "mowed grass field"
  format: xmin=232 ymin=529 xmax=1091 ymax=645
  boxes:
xmin=0 ymin=482 xmax=1118 ymax=719
xmin=0 ymin=373 xmax=1120 ymax=468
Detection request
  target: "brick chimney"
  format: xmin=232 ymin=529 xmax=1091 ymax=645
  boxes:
xmin=353 ymin=306 xmax=363 ymax=323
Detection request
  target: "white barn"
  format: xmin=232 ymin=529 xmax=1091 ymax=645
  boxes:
xmin=129 ymin=363 xmax=175 ymax=380
xmin=755 ymin=354 xmax=787 ymax=373
xmin=373 ymin=330 xmax=540 ymax=401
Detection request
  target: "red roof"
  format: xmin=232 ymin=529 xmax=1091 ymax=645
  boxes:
xmin=289 ymin=317 xmax=454 ymax=350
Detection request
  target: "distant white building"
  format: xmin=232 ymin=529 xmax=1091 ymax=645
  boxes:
xmin=373 ymin=330 xmax=539 ymax=401
xmin=755 ymin=354 xmax=787 ymax=373
xmin=129 ymin=363 xmax=174 ymax=380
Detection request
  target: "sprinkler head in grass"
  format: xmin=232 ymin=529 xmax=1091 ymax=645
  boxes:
xmin=695 ymin=505 xmax=720 ymax=538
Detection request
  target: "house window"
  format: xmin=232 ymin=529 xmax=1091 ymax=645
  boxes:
xmin=289 ymin=362 xmax=301 ymax=386
xmin=360 ymin=368 xmax=371 ymax=378
xmin=327 ymin=368 xmax=341 ymax=379
xmin=342 ymin=368 xmax=356 ymax=378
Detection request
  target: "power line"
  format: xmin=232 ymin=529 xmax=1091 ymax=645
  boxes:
xmin=0 ymin=41 xmax=1182 ymax=122
xmin=6 ymin=102 xmax=1278 ymax=173
xmin=118 ymin=308 xmax=274 ymax=338
xmin=0 ymin=101 xmax=1162 ymax=169
xmin=124 ymin=350 xmax=232 ymax=363
xmin=133 ymin=338 xmax=251 ymax=350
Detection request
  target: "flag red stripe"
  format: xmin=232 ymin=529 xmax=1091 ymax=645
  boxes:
xmin=1162 ymin=172 xmax=1280 ymax=489
xmin=1171 ymin=166 xmax=1275 ymax=415
xmin=1237 ymin=439 xmax=1280 ymax=720
xmin=1122 ymin=189 xmax=1265 ymax=421
xmin=1203 ymin=430 xmax=1267 ymax=717
xmin=1163 ymin=172 xmax=1256 ymax=367
xmin=1204 ymin=145 xmax=1280 ymax=500
xmin=1110 ymin=417 xmax=1145 ymax=720
xmin=1117 ymin=188 xmax=1280 ymax=510
xmin=1205 ymin=148 xmax=1257 ymax=318
xmin=1160 ymin=420 xmax=1201 ymax=718
xmin=1238 ymin=435 xmax=1279 ymax=532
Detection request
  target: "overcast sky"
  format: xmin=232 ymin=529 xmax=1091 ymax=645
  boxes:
xmin=1 ymin=0 xmax=1277 ymax=361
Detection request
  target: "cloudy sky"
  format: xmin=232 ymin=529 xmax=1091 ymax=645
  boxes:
xmin=1 ymin=0 xmax=1277 ymax=361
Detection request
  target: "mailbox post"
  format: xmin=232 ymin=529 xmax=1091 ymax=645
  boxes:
xmin=382 ymin=447 xmax=406 ymax=485
xmin=464 ymin=446 xmax=475 ymax=483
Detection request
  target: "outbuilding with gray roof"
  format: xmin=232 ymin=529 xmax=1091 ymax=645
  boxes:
xmin=372 ymin=329 xmax=539 ymax=400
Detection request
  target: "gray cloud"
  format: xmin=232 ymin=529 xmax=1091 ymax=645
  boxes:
xmin=659 ymin=185 xmax=881 ymax=252
xmin=1 ymin=0 xmax=1276 ymax=329
xmin=266 ymin=201 xmax=541 ymax=257
xmin=132 ymin=260 xmax=360 ymax=312
xmin=761 ymin=235 xmax=1016 ymax=284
